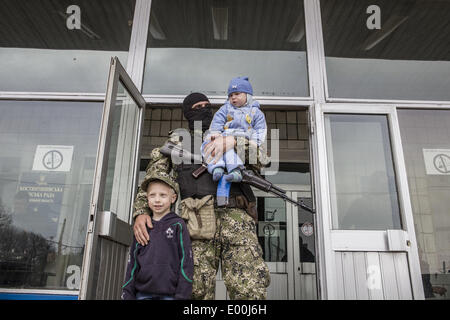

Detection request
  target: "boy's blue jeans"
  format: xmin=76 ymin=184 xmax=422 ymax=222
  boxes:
xmin=136 ymin=292 xmax=175 ymax=300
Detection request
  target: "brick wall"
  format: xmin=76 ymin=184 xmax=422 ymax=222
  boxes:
xmin=141 ymin=106 xmax=310 ymax=163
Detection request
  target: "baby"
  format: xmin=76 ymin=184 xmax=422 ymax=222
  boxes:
xmin=202 ymin=76 xmax=267 ymax=182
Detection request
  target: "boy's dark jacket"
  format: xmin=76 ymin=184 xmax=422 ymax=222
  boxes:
xmin=121 ymin=212 xmax=193 ymax=300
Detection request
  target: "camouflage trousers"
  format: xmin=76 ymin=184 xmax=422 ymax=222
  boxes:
xmin=191 ymin=207 xmax=270 ymax=300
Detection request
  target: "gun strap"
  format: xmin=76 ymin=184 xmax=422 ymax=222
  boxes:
xmin=239 ymin=182 xmax=256 ymax=203
xmin=238 ymin=183 xmax=258 ymax=223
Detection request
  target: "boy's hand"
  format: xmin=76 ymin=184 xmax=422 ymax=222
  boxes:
xmin=133 ymin=214 xmax=153 ymax=246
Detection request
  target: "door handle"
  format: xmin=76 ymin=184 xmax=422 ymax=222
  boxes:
xmin=98 ymin=211 xmax=133 ymax=246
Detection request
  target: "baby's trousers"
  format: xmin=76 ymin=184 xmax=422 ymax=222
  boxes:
xmin=201 ymin=141 xmax=244 ymax=174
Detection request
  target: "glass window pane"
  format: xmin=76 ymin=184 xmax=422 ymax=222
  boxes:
xmin=0 ymin=0 xmax=135 ymax=93
xmin=297 ymin=197 xmax=317 ymax=300
xmin=257 ymin=198 xmax=287 ymax=262
xmin=0 ymin=100 xmax=102 ymax=291
xmin=102 ymin=81 xmax=140 ymax=221
xmin=143 ymin=0 xmax=309 ymax=97
xmin=298 ymin=198 xmax=315 ymax=263
xmin=320 ymin=0 xmax=450 ymax=101
xmin=325 ymin=114 xmax=402 ymax=230
xmin=398 ymin=109 xmax=450 ymax=300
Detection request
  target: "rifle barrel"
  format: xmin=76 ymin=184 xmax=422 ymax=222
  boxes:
xmin=270 ymin=184 xmax=287 ymax=194
xmin=265 ymin=188 xmax=315 ymax=213
xmin=241 ymin=170 xmax=287 ymax=194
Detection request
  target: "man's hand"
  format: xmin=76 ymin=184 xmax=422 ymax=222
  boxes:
xmin=204 ymin=135 xmax=236 ymax=164
xmin=133 ymin=214 xmax=153 ymax=246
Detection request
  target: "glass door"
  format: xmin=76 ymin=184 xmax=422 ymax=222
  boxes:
xmin=256 ymin=195 xmax=292 ymax=300
xmin=255 ymin=187 xmax=317 ymax=300
xmin=78 ymin=57 xmax=145 ymax=300
xmin=316 ymin=104 xmax=423 ymax=299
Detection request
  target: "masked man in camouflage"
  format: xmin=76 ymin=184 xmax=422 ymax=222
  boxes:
xmin=132 ymin=93 xmax=270 ymax=300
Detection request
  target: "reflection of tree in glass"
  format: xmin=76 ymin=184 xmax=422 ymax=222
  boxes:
xmin=0 ymin=199 xmax=55 ymax=288
xmin=0 ymin=202 xmax=12 ymax=227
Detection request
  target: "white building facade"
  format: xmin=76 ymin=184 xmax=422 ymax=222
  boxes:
xmin=0 ymin=0 xmax=449 ymax=300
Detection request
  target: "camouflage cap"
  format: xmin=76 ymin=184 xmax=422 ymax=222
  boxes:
xmin=140 ymin=170 xmax=180 ymax=200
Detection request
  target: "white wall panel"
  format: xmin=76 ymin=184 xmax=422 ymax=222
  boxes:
xmin=342 ymin=252 xmax=357 ymax=299
xmin=393 ymin=253 xmax=413 ymax=300
xmin=353 ymin=252 xmax=369 ymax=299
xmin=380 ymin=253 xmax=400 ymax=300
xmin=335 ymin=252 xmax=412 ymax=300
xmin=267 ymin=274 xmax=289 ymax=300
xmin=334 ymin=252 xmax=345 ymax=299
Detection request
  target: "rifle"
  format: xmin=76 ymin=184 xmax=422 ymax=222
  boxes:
xmin=159 ymin=141 xmax=315 ymax=213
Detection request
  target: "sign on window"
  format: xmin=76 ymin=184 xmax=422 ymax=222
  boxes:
xmin=32 ymin=145 xmax=74 ymax=172
xmin=423 ymin=149 xmax=450 ymax=175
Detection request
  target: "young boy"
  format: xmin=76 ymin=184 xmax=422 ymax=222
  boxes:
xmin=202 ymin=76 xmax=267 ymax=182
xmin=121 ymin=172 xmax=193 ymax=300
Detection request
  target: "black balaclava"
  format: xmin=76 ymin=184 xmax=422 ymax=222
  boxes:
xmin=182 ymin=93 xmax=213 ymax=131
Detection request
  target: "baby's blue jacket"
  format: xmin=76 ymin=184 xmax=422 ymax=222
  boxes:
xmin=209 ymin=100 xmax=267 ymax=145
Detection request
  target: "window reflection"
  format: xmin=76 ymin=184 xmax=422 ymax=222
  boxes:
xmin=321 ymin=0 xmax=450 ymax=101
xmin=257 ymin=198 xmax=287 ymax=262
xmin=325 ymin=114 xmax=402 ymax=230
xmin=398 ymin=109 xmax=450 ymax=300
xmin=143 ymin=0 xmax=309 ymax=97
xmin=298 ymin=198 xmax=315 ymax=263
xmin=0 ymin=0 xmax=135 ymax=93
xmin=0 ymin=101 xmax=102 ymax=291
xmin=102 ymin=82 xmax=141 ymax=221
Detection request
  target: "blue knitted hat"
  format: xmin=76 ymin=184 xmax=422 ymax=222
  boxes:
xmin=227 ymin=76 xmax=253 ymax=96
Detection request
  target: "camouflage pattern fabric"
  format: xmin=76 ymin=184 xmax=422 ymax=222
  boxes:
xmin=133 ymin=129 xmax=271 ymax=299
xmin=132 ymin=132 xmax=182 ymax=219
xmin=235 ymin=135 xmax=270 ymax=172
xmin=140 ymin=170 xmax=180 ymax=200
xmin=133 ymin=130 xmax=269 ymax=219
xmin=192 ymin=207 xmax=270 ymax=300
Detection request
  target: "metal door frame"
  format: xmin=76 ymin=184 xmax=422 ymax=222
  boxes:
xmin=79 ymin=57 xmax=146 ymax=300
xmin=314 ymin=103 xmax=424 ymax=299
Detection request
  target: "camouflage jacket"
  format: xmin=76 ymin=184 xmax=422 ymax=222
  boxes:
xmin=132 ymin=129 xmax=270 ymax=219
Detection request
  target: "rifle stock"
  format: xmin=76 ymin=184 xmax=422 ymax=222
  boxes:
xmin=159 ymin=141 xmax=203 ymax=164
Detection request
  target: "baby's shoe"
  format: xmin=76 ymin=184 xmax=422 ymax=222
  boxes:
xmin=212 ymin=167 xmax=224 ymax=181
xmin=224 ymin=169 xmax=243 ymax=182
